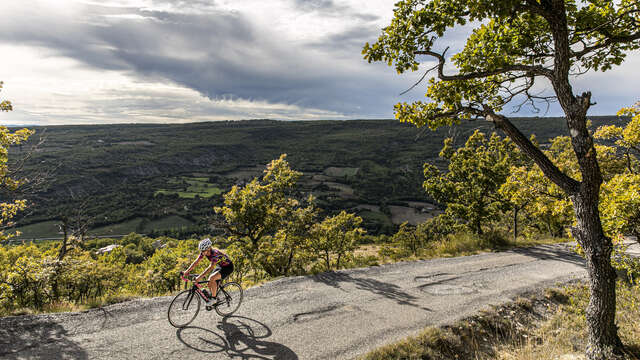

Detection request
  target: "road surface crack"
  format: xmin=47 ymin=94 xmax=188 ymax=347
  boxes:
xmin=293 ymin=304 xmax=343 ymax=322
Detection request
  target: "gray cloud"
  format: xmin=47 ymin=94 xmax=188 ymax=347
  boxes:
xmin=291 ymin=0 xmax=379 ymax=21
xmin=1 ymin=1 xmax=410 ymax=119
xmin=5 ymin=0 xmax=633 ymax=126
xmin=305 ymin=25 xmax=382 ymax=55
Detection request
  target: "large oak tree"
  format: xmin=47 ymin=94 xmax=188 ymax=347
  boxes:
xmin=363 ymin=1 xmax=640 ymax=358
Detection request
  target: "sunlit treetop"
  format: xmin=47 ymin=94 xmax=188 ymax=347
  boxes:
xmin=363 ymin=0 xmax=640 ymax=128
xmin=0 ymin=82 xmax=33 ymax=242
xmin=1 ymin=82 xmax=13 ymax=112
xmin=594 ymin=101 xmax=640 ymax=173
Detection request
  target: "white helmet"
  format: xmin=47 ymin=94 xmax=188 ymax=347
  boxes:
xmin=198 ymin=238 xmax=212 ymax=252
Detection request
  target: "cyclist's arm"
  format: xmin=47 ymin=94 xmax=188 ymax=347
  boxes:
xmin=184 ymin=254 xmax=203 ymax=276
xmin=196 ymin=263 xmax=215 ymax=283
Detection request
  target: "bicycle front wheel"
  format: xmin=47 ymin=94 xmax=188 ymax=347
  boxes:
xmin=168 ymin=289 xmax=201 ymax=328
xmin=215 ymin=282 xmax=243 ymax=317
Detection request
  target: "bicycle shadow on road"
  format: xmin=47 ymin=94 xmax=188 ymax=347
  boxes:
xmin=176 ymin=315 xmax=297 ymax=360
xmin=0 ymin=316 xmax=88 ymax=359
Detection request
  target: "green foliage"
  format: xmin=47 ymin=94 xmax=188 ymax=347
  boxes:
xmin=599 ymin=173 xmax=640 ymax=238
xmin=0 ymin=245 xmax=127 ymax=311
xmin=0 ymin=82 xmax=12 ymax=112
xmin=256 ymin=200 xmax=318 ymax=277
xmin=500 ymin=136 xmax=577 ymax=238
xmin=363 ymin=0 xmax=640 ymax=128
xmin=610 ymin=236 xmax=640 ymax=285
xmin=391 ymin=222 xmax=423 ymax=257
xmin=215 ymin=154 xmax=314 ymax=277
xmin=378 ymin=214 xmax=452 ymax=261
xmin=0 ymin=236 xmax=204 ymax=314
xmin=498 ymin=112 xmax=640 ymax=240
xmin=424 ymin=131 xmax=525 ymax=234
xmin=420 ymin=108 xmax=639 ymax=242
xmin=595 ymin=102 xmax=640 ymax=177
xmin=140 ymin=242 xmax=194 ymax=295
xmin=0 ymin=81 xmax=33 ymax=242
xmin=307 ymin=211 xmax=366 ymax=271
xmin=216 ymin=155 xmax=365 ymax=277
xmin=224 ymin=243 xmax=251 ymax=284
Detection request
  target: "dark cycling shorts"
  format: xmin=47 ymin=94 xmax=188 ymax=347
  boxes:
xmin=208 ymin=263 xmax=234 ymax=281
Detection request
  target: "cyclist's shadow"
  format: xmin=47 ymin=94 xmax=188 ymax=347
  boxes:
xmin=176 ymin=315 xmax=298 ymax=360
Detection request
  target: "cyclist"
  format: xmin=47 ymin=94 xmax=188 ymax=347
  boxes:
xmin=184 ymin=238 xmax=234 ymax=307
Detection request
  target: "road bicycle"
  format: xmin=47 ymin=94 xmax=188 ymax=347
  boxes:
xmin=167 ymin=272 xmax=243 ymax=328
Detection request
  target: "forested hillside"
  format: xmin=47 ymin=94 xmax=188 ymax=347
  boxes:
xmin=9 ymin=117 xmax=619 ymax=238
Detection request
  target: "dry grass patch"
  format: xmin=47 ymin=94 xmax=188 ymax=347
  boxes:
xmin=361 ymin=282 xmax=640 ymax=360
xmin=497 ymin=283 xmax=640 ymax=360
xmin=354 ymin=244 xmax=381 ymax=257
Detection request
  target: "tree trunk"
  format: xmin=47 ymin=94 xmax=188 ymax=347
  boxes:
xmin=58 ymin=222 xmax=69 ymax=261
xmin=571 ymin=191 xmax=623 ymax=359
xmin=489 ymin=108 xmax=624 ymax=359
xmin=513 ymin=206 xmax=519 ymax=243
xmin=284 ymin=247 xmax=295 ymax=276
xmin=324 ymin=251 xmax=331 ymax=271
xmin=473 ymin=218 xmax=483 ymax=235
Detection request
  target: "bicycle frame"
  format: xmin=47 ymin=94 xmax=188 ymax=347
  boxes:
xmin=168 ymin=273 xmax=242 ymax=326
xmin=180 ymin=273 xmax=229 ymax=305
xmin=180 ymin=274 xmax=209 ymax=307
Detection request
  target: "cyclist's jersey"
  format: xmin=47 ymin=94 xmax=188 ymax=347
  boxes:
xmin=198 ymin=248 xmax=232 ymax=267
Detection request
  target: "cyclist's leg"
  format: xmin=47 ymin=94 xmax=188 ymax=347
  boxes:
xmin=207 ymin=267 xmax=222 ymax=298
xmin=216 ymin=264 xmax=234 ymax=296
xmin=219 ymin=263 xmax=234 ymax=282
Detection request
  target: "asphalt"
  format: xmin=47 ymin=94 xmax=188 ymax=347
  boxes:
xmin=1 ymin=241 xmax=638 ymax=360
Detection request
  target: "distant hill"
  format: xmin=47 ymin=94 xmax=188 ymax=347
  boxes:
xmin=7 ymin=116 xmax=622 ymax=239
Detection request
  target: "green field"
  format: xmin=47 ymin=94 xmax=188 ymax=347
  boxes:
xmin=9 ymin=220 xmax=60 ymax=240
xmin=155 ymin=176 xmax=223 ymax=199
xmin=13 ymin=215 xmax=196 ymax=239
xmin=88 ymin=218 xmax=145 ymax=236
xmin=143 ymin=215 xmax=194 ymax=231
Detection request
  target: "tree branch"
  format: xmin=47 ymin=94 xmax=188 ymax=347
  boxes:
xmin=414 ymin=50 xmax=554 ymax=81
xmin=484 ymin=107 xmax=580 ymax=194
xmin=572 ymin=31 xmax=640 ymax=59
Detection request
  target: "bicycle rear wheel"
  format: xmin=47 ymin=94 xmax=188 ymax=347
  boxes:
xmin=168 ymin=289 xmax=201 ymax=328
xmin=215 ymin=282 xmax=243 ymax=317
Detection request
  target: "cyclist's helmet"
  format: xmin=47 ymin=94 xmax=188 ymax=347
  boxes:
xmin=198 ymin=238 xmax=212 ymax=252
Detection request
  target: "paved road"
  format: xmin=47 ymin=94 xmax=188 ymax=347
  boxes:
xmin=1 ymin=242 xmax=637 ymax=360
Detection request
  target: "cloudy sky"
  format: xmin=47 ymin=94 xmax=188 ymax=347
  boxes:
xmin=1 ymin=0 xmax=638 ymax=125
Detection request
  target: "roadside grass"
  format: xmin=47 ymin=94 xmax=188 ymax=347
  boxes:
xmin=495 ymin=283 xmax=640 ymax=360
xmin=361 ymin=282 xmax=640 ymax=360
xmin=375 ymin=232 xmax=570 ymax=264
xmin=424 ymin=232 xmax=570 ymax=258
xmin=0 ymin=294 xmax=141 ymax=317
xmin=0 ymin=232 xmax=569 ymax=317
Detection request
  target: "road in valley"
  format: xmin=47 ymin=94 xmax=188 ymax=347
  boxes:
xmin=2 ymin=242 xmax=637 ymax=360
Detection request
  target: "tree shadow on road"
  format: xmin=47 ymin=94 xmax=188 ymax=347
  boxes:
xmin=0 ymin=316 xmax=88 ymax=359
xmin=176 ymin=315 xmax=297 ymax=359
xmin=311 ymin=271 xmax=432 ymax=311
xmin=509 ymin=244 xmax=586 ymax=267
